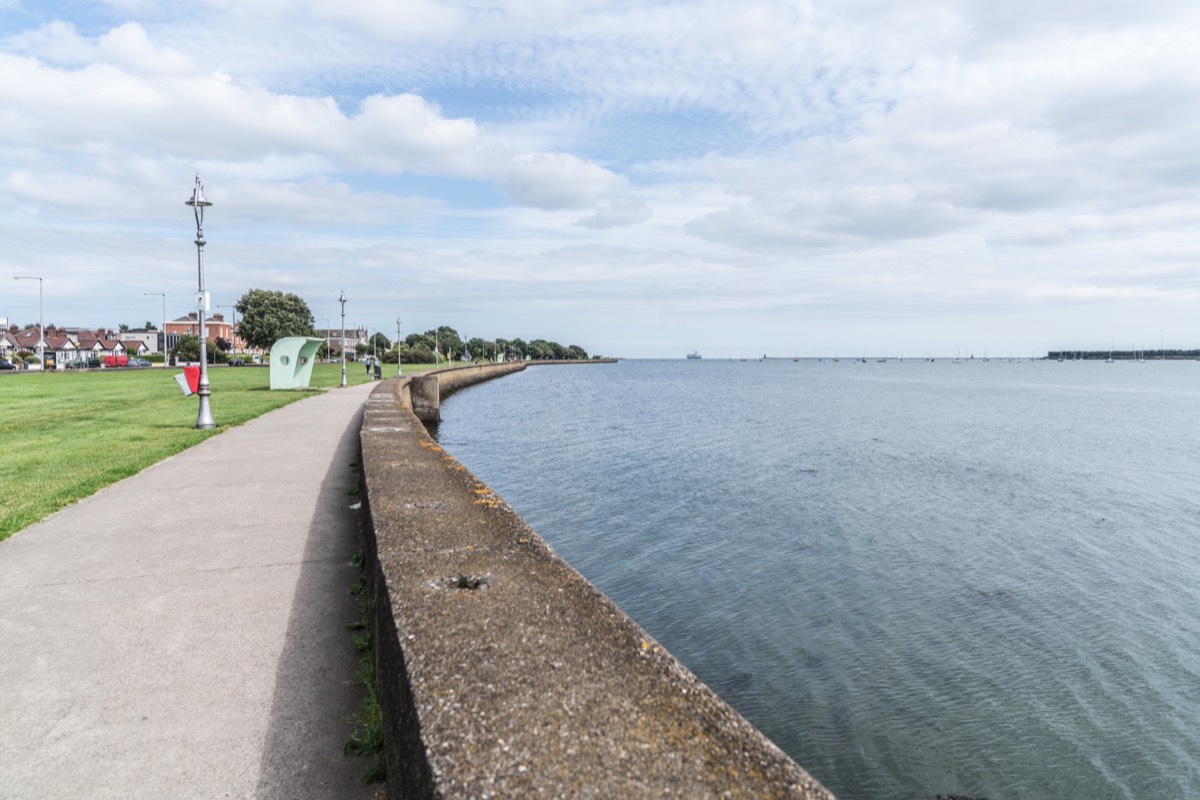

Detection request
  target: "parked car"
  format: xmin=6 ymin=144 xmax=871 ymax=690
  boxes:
xmin=67 ymin=356 xmax=101 ymax=369
xmin=126 ymin=358 xmax=151 ymax=368
xmin=0 ymin=360 xmax=17 ymax=370
xmin=229 ymin=358 xmax=246 ymax=366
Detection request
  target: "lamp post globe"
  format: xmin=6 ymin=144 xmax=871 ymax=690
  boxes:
xmin=185 ymin=174 xmax=215 ymax=429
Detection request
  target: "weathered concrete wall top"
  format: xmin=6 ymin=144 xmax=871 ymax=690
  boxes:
xmin=360 ymin=365 xmax=835 ymax=799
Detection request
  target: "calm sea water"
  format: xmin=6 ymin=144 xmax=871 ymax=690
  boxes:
xmin=434 ymin=358 xmax=1200 ymax=800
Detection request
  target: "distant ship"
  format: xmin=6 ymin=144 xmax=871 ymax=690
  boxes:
xmin=686 ymin=351 xmax=702 ymax=360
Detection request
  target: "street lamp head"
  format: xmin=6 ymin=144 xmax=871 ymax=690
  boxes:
xmin=185 ymin=174 xmax=212 ymax=208
xmin=185 ymin=174 xmax=212 ymax=231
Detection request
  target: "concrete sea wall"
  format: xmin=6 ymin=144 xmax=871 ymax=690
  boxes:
xmin=359 ymin=364 xmax=835 ymax=799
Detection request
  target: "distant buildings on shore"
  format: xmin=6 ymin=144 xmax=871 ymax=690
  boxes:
xmin=2 ymin=311 xmax=374 ymax=370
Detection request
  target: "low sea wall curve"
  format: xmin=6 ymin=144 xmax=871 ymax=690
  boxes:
xmin=359 ymin=363 xmax=835 ymax=799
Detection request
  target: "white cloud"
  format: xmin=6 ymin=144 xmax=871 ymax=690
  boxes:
xmin=349 ymin=93 xmax=483 ymax=174
xmin=498 ymin=153 xmax=623 ymax=210
xmin=306 ymin=0 xmax=468 ymax=41
xmin=2 ymin=2 xmax=1200 ymax=355
xmin=6 ymin=20 xmax=195 ymax=74
xmin=575 ymin=201 xmax=652 ymax=229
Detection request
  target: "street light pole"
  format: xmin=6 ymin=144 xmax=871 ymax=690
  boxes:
xmin=395 ymin=317 xmax=402 ymax=376
xmin=144 ymin=292 xmax=166 ymax=366
xmin=185 ymin=175 xmax=215 ymax=429
xmin=13 ymin=276 xmax=43 ymax=370
xmin=338 ymin=291 xmax=347 ymax=388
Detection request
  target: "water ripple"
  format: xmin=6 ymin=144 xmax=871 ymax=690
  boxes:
xmin=438 ymin=360 xmax=1200 ymax=800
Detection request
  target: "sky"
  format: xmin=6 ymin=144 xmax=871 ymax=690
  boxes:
xmin=1 ymin=0 xmax=1198 ymax=359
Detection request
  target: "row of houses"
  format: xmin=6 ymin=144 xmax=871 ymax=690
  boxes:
xmin=1 ymin=313 xmax=238 ymax=369
xmin=2 ymin=313 xmax=369 ymax=368
xmin=3 ymin=325 xmax=149 ymax=369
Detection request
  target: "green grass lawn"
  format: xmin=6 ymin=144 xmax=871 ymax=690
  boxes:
xmin=0 ymin=362 xmax=429 ymax=542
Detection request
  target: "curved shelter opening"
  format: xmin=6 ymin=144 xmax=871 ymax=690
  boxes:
xmin=269 ymin=337 xmax=324 ymax=390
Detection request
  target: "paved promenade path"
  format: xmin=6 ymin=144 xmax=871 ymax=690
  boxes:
xmin=0 ymin=382 xmax=382 ymax=800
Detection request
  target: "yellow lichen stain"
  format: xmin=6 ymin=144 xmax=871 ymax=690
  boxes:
xmin=470 ymin=482 xmax=499 ymax=507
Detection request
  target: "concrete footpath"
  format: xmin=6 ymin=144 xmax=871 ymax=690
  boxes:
xmin=0 ymin=382 xmax=382 ymax=799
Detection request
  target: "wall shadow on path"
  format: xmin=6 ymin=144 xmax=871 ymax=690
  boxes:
xmin=254 ymin=401 xmax=377 ymax=800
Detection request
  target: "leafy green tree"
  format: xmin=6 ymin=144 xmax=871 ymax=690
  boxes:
xmin=465 ymin=337 xmax=494 ymax=362
xmin=144 ymin=321 xmax=157 ymax=331
xmin=405 ymin=332 xmax=434 ymax=351
xmin=172 ymin=335 xmax=227 ymax=364
xmin=529 ymin=339 xmax=565 ymax=360
xmin=401 ymin=345 xmax=436 ymax=364
xmin=368 ymin=332 xmax=391 ymax=353
xmin=235 ymin=289 xmax=315 ymax=350
xmin=567 ymin=344 xmax=588 ymax=360
xmin=425 ymin=326 xmax=462 ymax=360
xmin=173 ymin=334 xmax=200 ymax=362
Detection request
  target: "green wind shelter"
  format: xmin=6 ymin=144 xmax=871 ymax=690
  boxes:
xmin=269 ymin=337 xmax=324 ymax=390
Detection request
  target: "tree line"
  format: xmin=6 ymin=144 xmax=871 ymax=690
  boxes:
xmin=397 ymin=327 xmax=590 ymax=364
xmin=172 ymin=288 xmax=597 ymax=363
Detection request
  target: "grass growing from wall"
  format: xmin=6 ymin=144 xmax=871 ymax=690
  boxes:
xmin=345 ymin=538 xmax=387 ymax=784
xmin=0 ymin=363 xmax=423 ymax=542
